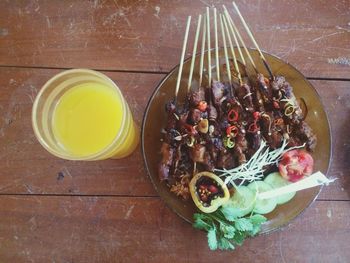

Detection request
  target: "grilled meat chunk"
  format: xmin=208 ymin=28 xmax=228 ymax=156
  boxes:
xmin=158 ymin=143 xmax=175 ymax=181
xmin=217 ymin=149 xmax=235 ymax=169
xmin=236 ymin=83 xmax=254 ymax=112
xmin=212 ymin=80 xmax=225 ymax=105
xmin=189 ymin=87 xmax=206 ymax=106
xmin=294 ymin=121 xmax=317 ymax=151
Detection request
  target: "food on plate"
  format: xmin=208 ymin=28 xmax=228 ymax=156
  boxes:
xmin=222 ymin=186 xmax=256 ymax=217
xmin=158 ymin=75 xmax=316 ymax=198
xmin=153 ymin=3 xmax=321 ymax=251
xmin=189 ymin=172 xmax=230 ymax=213
xmin=264 ymin=172 xmax=296 ymax=204
xmin=193 ymin=206 xmax=267 ymax=250
xmin=248 ymin=181 xmax=277 ymax=215
xmin=278 ymin=149 xmax=314 ymax=182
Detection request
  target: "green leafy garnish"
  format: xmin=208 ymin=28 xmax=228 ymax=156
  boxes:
xmin=193 ymin=207 xmax=267 ymax=251
xmin=207 ymin=228 xmax=218 ymax=250
xmin=234 ymin=218 xmax=253 ymax=232
xmin=221 ymin=206 xmax=243 ymax=221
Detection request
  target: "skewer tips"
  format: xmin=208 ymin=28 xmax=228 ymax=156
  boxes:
xmin=175 ymin=16 xmax=192 ymax=101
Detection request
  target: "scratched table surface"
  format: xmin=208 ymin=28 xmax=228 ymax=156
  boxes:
xmin=0 ymin=0 xmax=349 ymax=262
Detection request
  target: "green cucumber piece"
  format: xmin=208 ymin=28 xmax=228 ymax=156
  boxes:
xmin=248 ymin=181 xmax=277 ymax=215
xmin=264 ymin=172 xmax=296 ymax=205
xmin=222 ymin=186 xmax=256 ymax=218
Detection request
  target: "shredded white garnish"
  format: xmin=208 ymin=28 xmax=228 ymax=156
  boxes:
xmin=214 ymin=139 xmax=305 ymax=188
xmin=243 ymin=92 xmax=252 ymax=99
xmin=280 ymin=98 xmax=295 ymax=106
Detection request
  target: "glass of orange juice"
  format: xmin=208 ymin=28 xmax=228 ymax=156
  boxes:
xmin=32 ymin=69 xmax=139 ymax=160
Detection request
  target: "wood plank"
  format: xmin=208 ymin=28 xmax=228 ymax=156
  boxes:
xmin=0 ymin=68 xmax=349 ymax=200
xmin=311 ymin=80 xmax=350 ymax=200
xmin=0 ymin=196 xmax=349 ymax=262
xmin=0 ymin=0 xmax=349 ymax=78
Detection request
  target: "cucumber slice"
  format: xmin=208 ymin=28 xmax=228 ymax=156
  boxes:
xmin=222 ymin=186 xmax=256 ymax=218
xmin=264 ymin=172 xmax=296 ymax=205
xmin=248 ymin=181 xmax=277 ymax=215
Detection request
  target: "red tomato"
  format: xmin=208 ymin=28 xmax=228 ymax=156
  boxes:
xmin=278 ymin=150 xmax=314 ymax=182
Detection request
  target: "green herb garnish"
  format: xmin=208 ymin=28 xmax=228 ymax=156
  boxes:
xmin=193 ymin=207 xmax=267 ymax=250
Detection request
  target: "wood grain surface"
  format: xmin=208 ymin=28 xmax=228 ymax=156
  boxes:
xmin=0 ymin=0 xmax=349 ymax=262
xmin=0 ymin=0 xmax=349 ymax=78
xmin=0 ymin=196 xmax=349 ymax=263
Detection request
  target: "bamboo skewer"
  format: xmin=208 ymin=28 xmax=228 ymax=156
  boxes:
xmin=219 ymin=14 xmax=231 ymax=84
xmin=228 ymin=19 xmax=245 ymax=66
xmin=231 ymin=20 xmax=258 ymax=72
xmin=222 ymin=7 xmax=245 ymax=65
xmin=222 ymin=14 xmax=242 ymax=85
xmin=187 ymin=15 xmax=202 ymax=92
xmin=199 ymin=15 xmax=206 ymax=87
xmin=223 ymin=5 xmax=258 ymax=72
xmin=214 ymin=8 xmax=220 ymax=81
xmin=229 ymin=15 xmax=257 ymax=71
xmin=206 ymin=7 xmax=212 ymax=85
xmin=232 ymin=2 xmax=274 ymax=79
xmin=223 ymin=6 xmax=247 ymax=66
xmin=175 ymin=16 xmax=191 ymax=101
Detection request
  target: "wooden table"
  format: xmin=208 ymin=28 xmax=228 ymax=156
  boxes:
xmin=0 ymin=1 xmax=349 ymax=262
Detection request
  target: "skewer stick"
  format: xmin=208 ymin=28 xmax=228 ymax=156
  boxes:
xmin=193 ymin=161 xmax=197 ymax=176
xmin=199 ymin=16 xmax=206 ymax=86
xmin=223 ymin=5 xmax=258 ymax=72
xmin=206 ymin=7 xmax=212 ymax=85
xmin=219 ymin=14 xmax=231 ymax=84
xmin=224 ymin=6 xmax=258 ymax=73
xmin=187 ymin=15 xmax=202 ymax=92
xmin=214 ymin=8 xmax=220 ymax=81
xmin=223 ymin=6 xmax=246 ymax=66
xmin=222 ymin=14 xmax=242 ymax=85
xmin=230 ymin=17 xmax=258 ymax=72
xmin=175 ymin=16 xmax=191 ymax=100
xmin=232 ymin=2 xmax=274 ymax=79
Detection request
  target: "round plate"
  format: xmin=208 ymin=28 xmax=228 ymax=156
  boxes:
xmin=141 ymin=48 xmax=331 ymax=233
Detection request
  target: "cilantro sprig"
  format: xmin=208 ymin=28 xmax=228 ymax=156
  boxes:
xmin=193 ymin=207 xmax=267 ymax=250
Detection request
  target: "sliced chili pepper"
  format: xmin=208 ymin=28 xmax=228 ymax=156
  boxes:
xmin=253 ymin=111 xmax=260 ymax=120
xmin=186 ymin=136 xmax=195 ymax=147
xmin=228 ymin=109 xmax=239 ymax=122
xmin=226 ymin=125 xmax=238 ymax=137
xmin=274 ymin=118 xmax=284 ymax=126
xmin=184 ymin=124 xmax=198 ymax=135
xmin=248 ymin=122 xmax=260 ymax=133
xmin=224 ymin=137 xmax=235 ymax=148
xmin=197 ymin=101 xmax=207 ymax=112
xmin=264 ymin=77 xmax=270 ymax=85
xmin=284 ymin=106 xmax=295 ymax=116
xmin=273 ymin=101 xmax=280 ymax=109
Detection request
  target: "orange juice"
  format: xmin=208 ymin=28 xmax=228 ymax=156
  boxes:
xmin=52 ymin=82 xmax=123 ymax=156
xmin=32 ymin=69 xmax=139 ymax=160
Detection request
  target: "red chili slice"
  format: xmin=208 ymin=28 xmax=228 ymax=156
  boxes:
xmin=226 ymin=125 xmax=238 ymax=137
xmin=228 ymin=109 xmax=239 ymax=122
xmin=264 ymin=77 xmax=270 ymax=85
xmin=197 ymin=101 xmax=207 ymax=112
xmin=273 ymin=101 xmax=280 ymax=109
xmin=274 ymin=118 xmax=284 ymax=126
xmin=253 ymin=111 xmax=260 ymax=120
xmin=248 ymin=122 xmax=259 ymax=133
xmin=184 ymin=124 xmax=198 ymax=135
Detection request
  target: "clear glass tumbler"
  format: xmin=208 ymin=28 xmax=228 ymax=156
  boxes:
xmin=32 ymin=69 xmax=139 ymax=160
